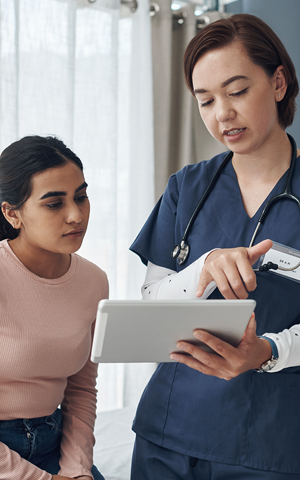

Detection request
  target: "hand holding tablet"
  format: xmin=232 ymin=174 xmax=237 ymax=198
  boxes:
xmin=91 ymin=299 xmax=256 ymax=364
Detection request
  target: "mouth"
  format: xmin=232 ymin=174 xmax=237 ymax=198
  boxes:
xmin=223 ymin=128 xmax=245 ymax=136
xmin=63 ymin=229 xmax=84 ymax=238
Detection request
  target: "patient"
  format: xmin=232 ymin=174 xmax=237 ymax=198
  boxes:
xmin=0 ymin=135 xmax=108 ymax=480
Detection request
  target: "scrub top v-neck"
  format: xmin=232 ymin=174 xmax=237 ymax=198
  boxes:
xmin=130 ymin=152 xmax=300 ymax=475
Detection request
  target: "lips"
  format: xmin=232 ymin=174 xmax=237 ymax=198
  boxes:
xmin=63 ymin=229 xmax=83 ymax=237
xmin=223 ymin=128 xmax=245 ymax=136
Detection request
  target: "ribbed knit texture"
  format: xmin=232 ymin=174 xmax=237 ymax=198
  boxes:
xmin=0 ymin=239 xmax=108 ymax=479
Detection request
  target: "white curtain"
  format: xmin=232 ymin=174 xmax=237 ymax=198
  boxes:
xmin=0 ymin=0 xmax=156 ymax=412
xmin=151 ymin=3 xmax=225 ymax=200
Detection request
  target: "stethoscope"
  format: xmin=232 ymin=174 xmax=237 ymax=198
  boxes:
xmin=172 ymin=134 xmax=300 ymax=273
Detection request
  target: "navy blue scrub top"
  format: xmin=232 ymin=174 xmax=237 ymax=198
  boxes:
xmin=130 ymin=152 xmax=300 ymax=474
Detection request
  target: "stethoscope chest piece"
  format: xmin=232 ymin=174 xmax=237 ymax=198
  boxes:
xmin=172 ymin=241 xmax=190 ymax=265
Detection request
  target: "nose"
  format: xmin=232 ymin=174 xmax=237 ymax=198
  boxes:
xmin=65 ymin=201 xmax=83 ymax=224
xmin=215 ymin=98 xmax=236 ymax=123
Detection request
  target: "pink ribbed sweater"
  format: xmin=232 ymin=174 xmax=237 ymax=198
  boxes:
xmin=0 ymin=239 xmax=108 ymax=480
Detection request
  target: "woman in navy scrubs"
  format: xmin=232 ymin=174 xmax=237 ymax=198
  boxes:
xmin=130 ymin=14 xmax=300 ymax=480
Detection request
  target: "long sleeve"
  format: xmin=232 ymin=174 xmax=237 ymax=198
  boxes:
xmin=142 ymin=256 xmax=300 ymax=372
xmin=261 ymin=325 xmax=300 ymax=372
xmin=58 ymin=339 xmax=99 ymax=479
xmin=0 ymin=242 xmax=109 ymax=479
xmin=142 ymin=251 xmax=217 ymax=300
xmin=0 ymin=445 xmax=52 ymax=480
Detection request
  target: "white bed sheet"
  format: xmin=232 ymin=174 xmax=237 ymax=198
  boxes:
xmin=94 ymin=406 xmax=136 ymax=480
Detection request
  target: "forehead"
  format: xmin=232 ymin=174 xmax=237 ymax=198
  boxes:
xmin=30 ymin=162 xmax=85 ymax=196
xmin=192 ymin=42 xmax=264 ymax=89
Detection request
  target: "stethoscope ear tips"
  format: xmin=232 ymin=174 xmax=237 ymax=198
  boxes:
xmin=259 ymin=261 xmax=278 ymax=272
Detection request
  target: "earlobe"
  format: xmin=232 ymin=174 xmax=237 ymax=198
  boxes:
xmin=1 ymin=202 xmax=21 ymax=229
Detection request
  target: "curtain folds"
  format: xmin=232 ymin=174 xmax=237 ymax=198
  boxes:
xmin=151 ymin=2 xmax=225 ymax=200
xmin=0 ymin=0 xmax=156 ymax=412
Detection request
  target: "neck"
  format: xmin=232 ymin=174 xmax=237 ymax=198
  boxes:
xmin=232 ymin=130 xmax=293 ymax=184
xmin=230 ymin=131 xmax=299 ymax=219
xmin=8 ymin=238 xmax=71 ymax=279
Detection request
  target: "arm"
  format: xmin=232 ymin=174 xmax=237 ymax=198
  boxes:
xmin=142 ymin=250 xmax=218 ymax=300
xmin=0 ymin=443 xmax=52 ymax=480
xmin=170 ymin=239 xmax=300 ymax=376
xmin=260 ymin=325 xmax=300 ymax=372
xmin=58 ymin=327 xmax=98 ymax=480
xmin=52 ymin=476 xmax=90 ymax=479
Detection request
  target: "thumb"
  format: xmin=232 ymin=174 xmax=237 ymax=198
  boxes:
xmin=246 ymin=239 xmax=272 ymax=266
xmin=241 ymin=313 xmax=256 ymax=342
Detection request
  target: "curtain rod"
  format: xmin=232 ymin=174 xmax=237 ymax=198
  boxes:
xmin=88 ymin=0 xmax=227 ymax=25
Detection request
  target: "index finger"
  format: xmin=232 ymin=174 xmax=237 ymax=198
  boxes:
xmin=193 ymin=329 xmax=237 ymax=361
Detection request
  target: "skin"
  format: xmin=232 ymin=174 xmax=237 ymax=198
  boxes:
xmin=170 ymin=41 xmax=300 ymax=378
xmin=2 ymin=161 xmax=90 ymax=279
xmin=2 ymin=162 xmax=91 ymax=479
xmin=53 ymin=476 xmax=91 ymax=480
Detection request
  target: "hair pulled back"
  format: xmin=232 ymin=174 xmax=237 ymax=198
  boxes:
xmin=184 ymin=14 xmax=299 ymax=129
xmin=0 ymin=135 xmax=83 ymax=241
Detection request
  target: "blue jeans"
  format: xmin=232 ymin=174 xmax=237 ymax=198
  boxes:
xmin=0 ymin=408 xmax=104 ymax=479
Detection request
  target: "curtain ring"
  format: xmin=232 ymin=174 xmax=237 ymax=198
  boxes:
xmin=172 ymin=10 xmax=187 ymax=25
xmin=149 ymin=2 xmax=160 ymax=17
xmin=196 ymin=15 xmax=211 ymax=29
xmin=121 ymin=0 xmax=138 ymax=13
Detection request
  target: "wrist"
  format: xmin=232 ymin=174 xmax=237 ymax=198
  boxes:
xmin=255 ymin=336 xmax=279 ymax=372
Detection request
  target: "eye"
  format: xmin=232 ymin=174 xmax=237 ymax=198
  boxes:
xmin=75 ymin=194 xmax=89 ymax=203
xmin=46 ymin=202 xmax=62 ymax=210
xmin=231 ymin=87 xmax=248 ymax=97
xmin=199 ymin=99 xmax=214 ymax=108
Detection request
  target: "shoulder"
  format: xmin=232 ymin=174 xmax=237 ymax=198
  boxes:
xmin=73 ymin=255 xmax=109 ymax=297
xmin=166 ymin=152 xmax=229 ymax=199
xmin=169 ymin=152 xmax=228 ymax=190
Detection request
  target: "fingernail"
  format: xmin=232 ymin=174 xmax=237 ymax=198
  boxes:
xmin=170 ymin=354 xmax=180 ymax=361
xmin=177 ymin=342 xmax=186 ymax=350
xmin=194 ymin=330 xmax=203 ymax=339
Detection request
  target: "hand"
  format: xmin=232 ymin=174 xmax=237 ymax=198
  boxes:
xmin=74 ymin=477 xmax=93 ymax=480
xmin=170 ymin=314 xmax=272 ymax=380
xmin=196 ymin=239 xmax=273 ymax=299
xmin=52 ymin=476 xmax=91 ymax=480
xmin=52 ymin=476 xmax=72 ymax=480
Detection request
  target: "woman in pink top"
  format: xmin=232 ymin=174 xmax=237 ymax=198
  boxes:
xmin=0 ymin=136 xmax=108 ymax=480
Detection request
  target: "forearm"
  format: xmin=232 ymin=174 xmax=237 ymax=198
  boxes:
xmin=0 ymin=442 xmax=51 ymax=480
xmin=59 ymin=327 xmax=98 ymax=479
xmin=142 ymin=251 xmax=217 ymax=300
xmin=261 ymin=323 xmax=300 ymax=371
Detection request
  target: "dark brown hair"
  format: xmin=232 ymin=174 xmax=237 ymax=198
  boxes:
xmin=0 ymin=135 xmax=83 ymax=240
xmin=184 ymin=14 xmax=299 ymax=129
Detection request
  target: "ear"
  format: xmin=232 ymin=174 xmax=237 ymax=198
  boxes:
xmin=1 ymin=202 xmax=22 ymax=230
xmin=274 ymin=65 xmax=287 ymax=102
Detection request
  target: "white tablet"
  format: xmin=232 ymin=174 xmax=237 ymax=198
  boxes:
xmin=91 ymin=299 xmax=256 ymax=363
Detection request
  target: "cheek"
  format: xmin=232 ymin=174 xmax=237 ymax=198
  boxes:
xmin=84 ymin=200 xmax=90 ymax=221
xmin=199 ymin=109 xmax=220 ymax=138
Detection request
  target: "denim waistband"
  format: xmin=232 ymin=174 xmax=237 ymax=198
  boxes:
xmin=0 ymin=407 xmax=61 ymax=428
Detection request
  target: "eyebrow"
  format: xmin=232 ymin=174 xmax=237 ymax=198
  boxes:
xmin=194 ymin=75 xmax=248 ymax=95
xmin=39 ymin=181 xmax=88 ymax=200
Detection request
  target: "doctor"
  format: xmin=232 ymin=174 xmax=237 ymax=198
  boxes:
xmin=130 ymin=14 xmax=300 ymax=480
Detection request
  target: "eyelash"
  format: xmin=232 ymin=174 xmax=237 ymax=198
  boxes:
xmin=46 ymin=195 xmax=89 ymax=210
xmin=200 ymin=88 xmax=248 ymax=107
